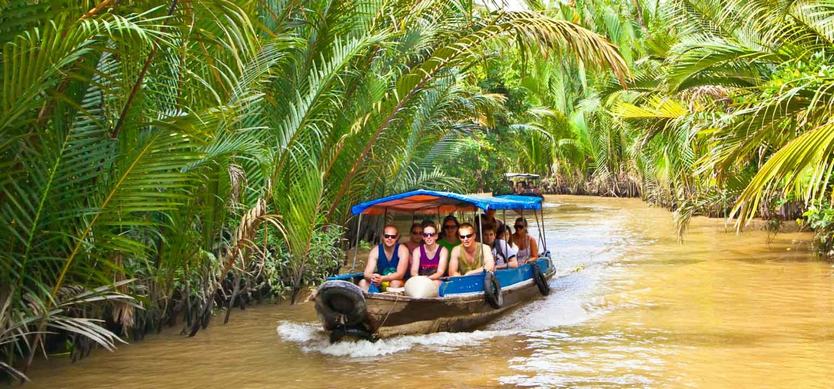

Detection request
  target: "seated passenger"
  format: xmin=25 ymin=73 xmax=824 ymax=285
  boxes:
xmin=405 ymin=222 xmax=423 ymax=253
xmin=359 ymin=225 xmax=410 ymax=292
xmin=410 ymin=223 xmax=449 ymax=286
xmin=511 ymin=217 xmax=539 ymax=265
xmin=437 ymin=215 xmax=461 ymax=251
xmin=448 ymin=223 xmax=495 ymax=276
xmin=483 ymin=224 xmax=518 ymax=270
xmin=479 ymin=209 xmax=504 ymax=232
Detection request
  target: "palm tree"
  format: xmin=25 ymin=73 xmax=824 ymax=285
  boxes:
xmin=0 ymin=0 xmax=628 ymax=379
xmin=610 ymin=0 xmax=834 ymax=229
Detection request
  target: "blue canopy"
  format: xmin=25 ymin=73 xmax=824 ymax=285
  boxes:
xmin=350 ymin=189 xmax=542 ymax=215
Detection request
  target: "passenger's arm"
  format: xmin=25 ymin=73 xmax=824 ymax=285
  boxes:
xmin=364 ymin=250 xmax=379 ymax=284
xmin=433 ymin=247 xmax=451 ymax=279
xmin=529 ymin=238 xmax=539 ymax=261
xmin=483 ymin=246 xmax=495 ymax=272
xmin=410 ymin=247 xmax=421 ymax=277
xmin=447 ymin=247 xmax=461 ymax=277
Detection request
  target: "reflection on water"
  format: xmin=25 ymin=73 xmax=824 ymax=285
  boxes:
xmin=26 ymin=196 xmax=834 ymax=388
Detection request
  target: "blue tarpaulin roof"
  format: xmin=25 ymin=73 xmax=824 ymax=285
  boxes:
xmin=350 ymin=189 xmax=542 ymax=215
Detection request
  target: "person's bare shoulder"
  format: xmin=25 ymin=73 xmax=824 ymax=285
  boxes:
xmin=449 ymin=245 xmax=461 ymax=257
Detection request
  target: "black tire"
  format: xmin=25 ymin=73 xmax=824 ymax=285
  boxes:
xmin=530 ymin=261 xmax=550 ymax=296
xmin=315 ymin=280 xmax=367 ymax=329
xmin=483 ymin=271 xmax=503 ymax=309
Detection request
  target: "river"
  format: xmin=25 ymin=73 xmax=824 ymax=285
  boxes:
xmin=25 ymin=195 xmax=834 ymax=388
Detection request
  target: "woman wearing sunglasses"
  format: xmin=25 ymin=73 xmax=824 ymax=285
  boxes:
xmin=438 ymin=215 xmax=461 ymax=252
xmin=410 ymin=223 xmax=449 ymax=286
xmin=511 ymin=217 xmax=538 ymax=265
xmin=448 ymin=223 xmax=495 ymax=276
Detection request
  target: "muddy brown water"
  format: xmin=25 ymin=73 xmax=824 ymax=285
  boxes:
xmin=25 ymin=196 xmax=834 ymax=388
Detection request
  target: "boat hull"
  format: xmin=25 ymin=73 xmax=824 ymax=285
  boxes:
xmin=366 ymin=274 xmax=553 ymax=337
xmin=316 ymin=258 xmax=555 ymax=339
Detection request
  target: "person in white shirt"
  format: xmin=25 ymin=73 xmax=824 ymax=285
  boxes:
xmin=483 ymin=224 xmax=518 ymax=270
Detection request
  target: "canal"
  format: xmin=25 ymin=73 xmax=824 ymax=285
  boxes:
xmin=26 ymin=196 xmax=834 ymax=387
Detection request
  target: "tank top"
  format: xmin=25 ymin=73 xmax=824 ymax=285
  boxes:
xmin=458 ymin=244 xmax=485 ymax=274
xmin=418 ymin=243 xmax=441 ymax=276
xmin=515 ymin=236 xmax=534 ymax=265
xmin=376 ymin=243 xmax=400 ymax=275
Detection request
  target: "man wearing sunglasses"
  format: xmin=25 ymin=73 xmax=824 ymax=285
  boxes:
xmin=448 ymin=223 xmax=495 ymax=276
xmin=359 ymin=225 xmax=410 ymax=292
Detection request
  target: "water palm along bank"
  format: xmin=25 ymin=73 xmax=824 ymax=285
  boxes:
xmin=315 ymin=190 xmax=554 ymax=342
xmin=0 ymin=0 xmax=629 ymax=381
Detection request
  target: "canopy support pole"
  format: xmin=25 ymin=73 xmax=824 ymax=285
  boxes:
xmin=478 ymin=208 xmax=483 ymax=243
xmin=351 ymin=213 xmax=363 ymax=271
xmin=541 ymin=207 xmax=548 ymax=252
xmin=533 ymin=207 xmax=545 ymax=254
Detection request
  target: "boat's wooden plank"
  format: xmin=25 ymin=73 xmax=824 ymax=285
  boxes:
xmin=370 ymin=275 xmax=551 ymax=336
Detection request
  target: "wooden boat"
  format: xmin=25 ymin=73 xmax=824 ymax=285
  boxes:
xmin=315 ymin=189 xmax=554 ymax=342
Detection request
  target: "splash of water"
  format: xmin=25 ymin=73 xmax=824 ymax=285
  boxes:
xmin=276 ymin=321 xmax=515 ymax=357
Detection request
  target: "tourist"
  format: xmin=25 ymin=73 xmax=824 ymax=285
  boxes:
xmin=483 ymin=224 xmax=517 ymax=269
xmin=479 ymin=208 xmax=504 ymax=232
xmin=448 ymin=223 xmax=495 ymax=276
xmin=405 ymin=222 xmax=423 ymax=252
xmin=438 ymin=215 xmax=461 ymax=251
xmin=359 ymin=225 xmax=410 ymax=291
xmin=511 ymin=217 xmax=538 ymax=265
xmin=410 ymin=223 xmax=448 ymax=285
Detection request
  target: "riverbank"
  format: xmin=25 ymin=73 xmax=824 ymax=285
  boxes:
xmin=23 ymin=195 xmax=831 ymax=388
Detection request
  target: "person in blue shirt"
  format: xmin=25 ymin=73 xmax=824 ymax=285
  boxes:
xmin=359 ymin=225 xmax=410 ymax=292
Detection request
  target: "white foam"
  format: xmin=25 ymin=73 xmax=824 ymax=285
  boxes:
xmin=276 ymin=321 xmax=514 ymax=358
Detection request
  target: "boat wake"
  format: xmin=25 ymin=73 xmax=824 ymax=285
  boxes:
xmin=276 ymin=321 xmax=514 ymax=358
xmin=276 ymin=274 xmax=607 ymax=359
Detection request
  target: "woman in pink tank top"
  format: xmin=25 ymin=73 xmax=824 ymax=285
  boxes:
xmin=409 ymin=223 xmax=449 ymax=285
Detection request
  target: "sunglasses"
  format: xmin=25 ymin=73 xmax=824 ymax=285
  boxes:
xmin=383 ymin=233 xmax=398 ymax=239
xmin=422 ymin=232 xmax=437 ymax=237
xmin=514 ymin=225 xmax=525 ymax=229
xmin=458 ymin=233 xmax=474 ymax=240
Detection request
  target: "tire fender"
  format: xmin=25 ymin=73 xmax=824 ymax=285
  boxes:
xmin=315 ymin=280 xmax=367 ymax=329
xmin=483 ymin=271 xmax=503 ymax=309
xmin=530 ymin=261 xmax=550 ymax=296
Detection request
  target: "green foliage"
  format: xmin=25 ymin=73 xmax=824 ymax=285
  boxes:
xmin=803 ymin=203 xmax=834 ymax=255
xmin=0 ymin=0 xmax=627 ymax=381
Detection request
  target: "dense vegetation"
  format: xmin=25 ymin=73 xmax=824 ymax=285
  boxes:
xmin=4 ymin=0 xmax=834 ymax=382
xmin=456 ymin=0 xmax=834 ymax=240
xmin=0 ymin=0 xmax=628 ymax=381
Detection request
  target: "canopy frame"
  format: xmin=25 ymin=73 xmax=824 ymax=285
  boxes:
xmin=349 ymin=190 xmax=545 ymax=271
